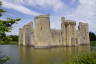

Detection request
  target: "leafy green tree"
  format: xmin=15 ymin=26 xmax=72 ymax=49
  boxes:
xmin=5 ymin=35 xmax=18 ymax=42
xmin=89 ymin=32 xmax=96 ymax=41
xmin=8 ymin=35 xmax=18 ymax=41
xmin=0 ymin=1 xmax=20 ymax=41
xmin=0 ymin=2 xmax=5 ymax=16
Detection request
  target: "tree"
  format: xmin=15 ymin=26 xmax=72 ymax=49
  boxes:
xmin=6 ymin=35 xmax=18 ymax=41
xmin=0 ymin=2 xmax=5 ymax=16
xmin=0 ymin=1 xmax=20 ymax=41
xmin=89 ymin=32 xmax=96 ymax=41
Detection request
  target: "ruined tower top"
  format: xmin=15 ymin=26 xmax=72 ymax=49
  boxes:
xmin=79 ymin=22 xmax=88 ymax=26
xmin=35 ymin=15 xmax=49 ymax=19
xmin=64 ymin=20 xmax=76 ymax=25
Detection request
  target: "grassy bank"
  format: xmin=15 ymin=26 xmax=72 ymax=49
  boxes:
xmin=0 ymin=41 xmax=17 ymax=45
xmin=0 ymin=41 xmax=96 ymax=45
xmin=71 ymin=52 xmax=96 ymax=64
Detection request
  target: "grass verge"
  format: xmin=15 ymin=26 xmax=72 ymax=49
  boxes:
xmin=0 ymin=41 xmax=17 ymax=45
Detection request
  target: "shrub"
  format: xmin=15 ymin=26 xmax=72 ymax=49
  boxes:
xmin=72 ymin=52 xmax=96 ymax=64
xmin=0 ymin=55 xmax=10 ymax=64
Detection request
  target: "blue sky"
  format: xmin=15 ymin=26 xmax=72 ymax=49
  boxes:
xmin=0 ymin=0 xmax=96 ymax=35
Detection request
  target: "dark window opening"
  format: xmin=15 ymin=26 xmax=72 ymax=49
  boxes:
xmin=41 ymin=26 xmax=42 ymax=30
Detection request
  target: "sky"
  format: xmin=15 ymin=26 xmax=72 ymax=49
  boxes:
xmin=0 ymin=0 xmax=96 ymax=35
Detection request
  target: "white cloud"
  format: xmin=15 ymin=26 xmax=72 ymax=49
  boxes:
xmin=66 ymin=0 xmax=96 ymax=33
xmin=1 ymin=1 xmax=42 ymax=16
xmin=14 ymin=0 xmax=66 ymax=11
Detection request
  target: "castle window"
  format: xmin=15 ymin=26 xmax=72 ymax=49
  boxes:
xmin=59 ymin=40 xmax=61 ymax=43
xmin=61 ymin=32 xmax=62 ymax=35
xmin=78 ymin=26 xmax=80 ymax=30
xmin=83 ymin=37 xmax=86 ymax=39
xmin=41 ymin=26 xmax=42 ymax=30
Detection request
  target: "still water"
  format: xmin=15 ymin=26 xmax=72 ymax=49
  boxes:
xmin=0 ymin=45 xmax=95 ymax=64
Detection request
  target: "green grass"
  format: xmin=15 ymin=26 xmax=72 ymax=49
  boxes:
xmin=90 ymin=41 xmax=96 ymax=46
xmin=71 ymin=52 xmax=96 ymax=64
xmin=0 ymin=41 xmax=96 ymax=46
xmin=0 ymin=41 xmax=17 ymax=45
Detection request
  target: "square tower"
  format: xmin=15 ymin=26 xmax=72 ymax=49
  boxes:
xmin=78 ymin=22 xmax=90 ymax=45
xmin=34 ymin=15 xmax=53 ymax=47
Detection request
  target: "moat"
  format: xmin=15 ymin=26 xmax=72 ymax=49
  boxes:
xmin=0 ymin=45 xmax=95 ymax=64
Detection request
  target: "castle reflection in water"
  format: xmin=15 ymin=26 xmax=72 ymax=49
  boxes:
xmin=19 ymin=46 xmax=90 ymax=64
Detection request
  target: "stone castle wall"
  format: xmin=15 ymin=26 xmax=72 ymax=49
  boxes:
xmin=51 ymin=29 xmax=62 ymax=46
xmin=34 ymin=15 xmax=53 ymax=47
xmin=78 ymin=22 xmax=90 ymax=45
xmin=19 ymin=15 xmax=90 ymax=48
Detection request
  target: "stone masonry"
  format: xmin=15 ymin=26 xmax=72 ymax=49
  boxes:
xmin=19 ymin=15 xmax=90 ymax=48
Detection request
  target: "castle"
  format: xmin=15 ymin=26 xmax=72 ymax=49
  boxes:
xmin=18 ymin=15 xmax=90 ymax=48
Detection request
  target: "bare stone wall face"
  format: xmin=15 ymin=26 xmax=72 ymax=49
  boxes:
xmin=23 ymin=25 xmax=31 ymax=46
xmin=22 ymin=22 xmax=33 ymax=46
xmin=61 ymin=17 xmax=67 ymax=46
xmin=78 ymin=22 xmax=90 ymax=45
xmin=19 ymin=28 xmax=23 ymax=45
xmin=51 ymin=30 xmax=62 ymax=46
xmin=70 ymin=22 xmax=77 ymax=46
xmin=63 ymin=21 xmax=77 ymax=46
xmin=26 ymin=22 xmax=34 ymax=46
xmin=66 ymin=22 xmax=72 ymax=46
xmin=34 ymin=15 xmax=53 ymax=47
xmin=76 ymin=30 xmax=80 ymax=45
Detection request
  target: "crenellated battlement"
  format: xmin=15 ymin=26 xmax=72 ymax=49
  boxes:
xmin=64 ymin=21 xmax=76 ymax=25
xmin=35 ymin=15 xmax=49 ymax=19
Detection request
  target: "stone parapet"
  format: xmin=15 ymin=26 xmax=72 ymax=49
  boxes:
xmin=35 ymin=15 xmax=49 ymax=19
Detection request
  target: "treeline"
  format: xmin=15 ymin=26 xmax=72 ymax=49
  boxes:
xmin=0 ymin=35 xmax=18 ymax=44
xmin=89 ymin=32 xmax=96 ymax=41
xmin=5 ymin=35 xmax=18 ymax=42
